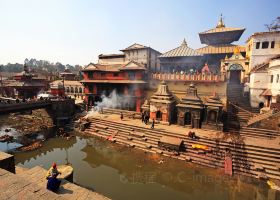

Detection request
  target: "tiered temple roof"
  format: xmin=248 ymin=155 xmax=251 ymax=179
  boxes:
xmin=205 ymin=93 xmax=223 ymax=110
xmin=199 ymin=15 xmax=245 ymax=45
xmin=150 ymin=81 xmax=175 ymax=104
xmin=159 ymin=39 xmax=202 ymax=58
xmin=176 ymin=83 xmax=204 ymax=109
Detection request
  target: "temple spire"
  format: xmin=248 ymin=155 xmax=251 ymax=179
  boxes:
xmin=181 ymin=38 xmax=187 ymax=46
xmin=216 ymin=14 xmax=225 ymax=28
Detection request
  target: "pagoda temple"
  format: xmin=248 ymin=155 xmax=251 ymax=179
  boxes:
xmin=149 ymin=81 xmax=176 ymax=124
xmin=176 ymin=83 xmax=204 ymax=128
xmin=159 ymin=39 xmax=203 ymax=73
xmin=4 ymin=64 xmax=46 ymax=99
xmin=197 ymin=15 xmax=246 ymax=72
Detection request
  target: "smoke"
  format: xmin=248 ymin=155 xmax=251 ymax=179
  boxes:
xmin=86 ymin=89 xmax=133 ymax=118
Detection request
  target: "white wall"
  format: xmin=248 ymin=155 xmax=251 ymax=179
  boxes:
xmin=248 ymin=32 xmax=280 ymax=70
xmin=249 ymin=72 xmax=269 ymax=107
xmin=268 ymin=59 xmax=280 ymax=102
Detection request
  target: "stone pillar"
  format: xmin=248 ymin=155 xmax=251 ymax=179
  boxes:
xmin=150 ymin=111 xmax=156 ymax=120
xmin=136 ymin=99 xmax=142 ymax=112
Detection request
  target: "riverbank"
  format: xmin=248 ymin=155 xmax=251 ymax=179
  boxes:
xmin=0 ymin=109 xmax=53 ymax=135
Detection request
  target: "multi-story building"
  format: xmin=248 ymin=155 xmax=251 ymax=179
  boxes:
xmin=121 ymin=43 xmax=161 ymax=72
xmin=81 ymin=61 xmax=147 ymax=112
xmin=246 ymin=31 xmax=280 ymax=108
xmin=246 ymin=31 xmax=280 ymax=70
xmin=81 ymin=43 xmax=160 ymax=111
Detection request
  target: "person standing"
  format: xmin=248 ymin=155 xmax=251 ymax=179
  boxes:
xmin=151 ymin=119 xmax=155 ymax=129
xmin=120 ymin=112 xmax=123 ymax=121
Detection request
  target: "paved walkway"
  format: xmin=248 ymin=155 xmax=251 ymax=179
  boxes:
xmin=88 ymin=112 xmax=280 ymax=149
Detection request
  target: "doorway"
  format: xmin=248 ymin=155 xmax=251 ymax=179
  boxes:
xmin=184 ymin=112 xmax=191 ymax=125
xmin=156 ymin=110 xmax=162 ymax=120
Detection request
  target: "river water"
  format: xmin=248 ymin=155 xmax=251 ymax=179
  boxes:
xmin=11 ymin=135 xmax=279 ymax=200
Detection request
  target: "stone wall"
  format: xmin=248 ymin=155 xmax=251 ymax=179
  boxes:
xmin=0 ymin=151 xmax=15 ymax=173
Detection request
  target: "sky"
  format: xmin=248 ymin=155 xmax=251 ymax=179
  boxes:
xmin=0 ymin=0 xmax=279 ymax=66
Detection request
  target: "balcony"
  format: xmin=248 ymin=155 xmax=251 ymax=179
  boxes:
xmin=151 ymin=73 xmax=226 ymax=83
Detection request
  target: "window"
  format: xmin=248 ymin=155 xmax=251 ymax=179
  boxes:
xmin=75 ymin=87 xmax=78 ymax=93
xmin=70 ymin=87 xmax=74 ymax=93
xmin=79 ymin=87 xmax=83 ymax=93
xmin=88 ymin=72 xmax=93 ymax=79
xmin=271 ymin=75 xmax=274 ymax=83
xmin=128 ymin=72 xmax=135 ymax=80
xmin=101 ymin=73 xmax=106 ymax=77
xmin=88 ymin=85 xmax=93 ymax=93
xmin=256 ymin=42 xmax=260 ymax=49
xmin=262 ymin=41 xmax=269 ymax=49
xmin=271 ymin=41 xmax=275 ymax=49
xmin=113 ymin=73 xmax=118 ymax=77
xmin=277 ymin=74 xmax=279 ymax=83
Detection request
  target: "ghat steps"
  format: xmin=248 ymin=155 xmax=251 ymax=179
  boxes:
xmin=0 ymin=166 xmax=109 ymax=200
xmin=229 ymin=127 xmax=280 ymax=139
xmin=85 ymin=118 xmax=280 ymax=180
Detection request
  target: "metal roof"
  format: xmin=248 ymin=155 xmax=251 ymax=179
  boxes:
xmin=196 ymin=44 xmax=246 ymax=54
xmin=200 ymin=27 xmax=245 ymax=34
xmin=160 ymin=39 xmax=202 ymax=58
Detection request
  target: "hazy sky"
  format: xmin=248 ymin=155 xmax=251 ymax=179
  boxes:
xmin=0 ymin=0 xmax=279 ymax=65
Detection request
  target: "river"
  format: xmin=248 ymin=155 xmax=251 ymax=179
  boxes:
xmin=11 ymin=135 xmax=279 ymax=200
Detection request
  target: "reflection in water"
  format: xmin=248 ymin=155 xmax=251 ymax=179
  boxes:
xmin=14 ymin=136 xmax=280 ymax=200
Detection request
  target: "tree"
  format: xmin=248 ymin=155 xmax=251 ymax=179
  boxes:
xmin=265 ymin=17 xmax=280 ymax=31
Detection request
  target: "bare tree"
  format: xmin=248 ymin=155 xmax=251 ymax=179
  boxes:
xmin=265 ymin=17 xmax=280 ymax=31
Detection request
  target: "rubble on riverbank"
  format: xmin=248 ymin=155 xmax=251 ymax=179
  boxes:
xmin=0 ymin=109 xmax=54 ymax=136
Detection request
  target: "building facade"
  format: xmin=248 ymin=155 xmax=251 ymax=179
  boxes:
xmin=246 ymin=31 xmax=280 ymax=70
xmin=81 ymin=61 xmax=147 ymax=112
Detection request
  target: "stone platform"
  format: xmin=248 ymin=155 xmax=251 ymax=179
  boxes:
xmin=0 ymin=166 xmax=110 ymax=200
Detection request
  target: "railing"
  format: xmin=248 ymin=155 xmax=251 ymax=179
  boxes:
xmin=228 ymin=101 xmax=255 ymax=116
xmin=151 ymin=73 xmax=226 ymax=82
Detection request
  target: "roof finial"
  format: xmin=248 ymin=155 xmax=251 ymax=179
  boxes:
xmin=216 ymin=14 xmax=225 ymax=28
xmin=181 ymin=38 xmax=187 ymax=46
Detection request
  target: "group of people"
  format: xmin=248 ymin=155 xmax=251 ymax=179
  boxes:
xmin=141 ymin=112 xmax=155 ymax=129
xmin=141 ymin=112 xmax=150 ymax=124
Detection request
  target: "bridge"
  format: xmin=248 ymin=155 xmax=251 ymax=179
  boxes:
xmin=0 ymin=97 xmax=76 ymax=125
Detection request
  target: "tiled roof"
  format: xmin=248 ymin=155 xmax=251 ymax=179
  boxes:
xmin=83 ymin=61 xmax=146 ymax=72
xmin=196 ymin=44 xmax=246 ymax=54
xmin=250 ymin=63 xmax=269 ymax=73
xmin=160 ymin=39 xmax=202 ymax=58
xmin=51 ymin=80 xmax=83 ymax=86
xmin=82 ymin=63 xmax=122 ymax=72
xmin=120 ymin=61 xmax=146 ymax=71
xmin=122 ymin=43 xmax=148 ymax=51
xmin=80 ymin=80 xmax=147 ymax=84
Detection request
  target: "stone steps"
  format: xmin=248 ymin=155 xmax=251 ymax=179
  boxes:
xmin=16 ymin=166 xmax=110 ymax=200
xmin=87 ymin=118 xmax=280 ymax=180
xmin=247 ymin=110 xmax=274 ymax=126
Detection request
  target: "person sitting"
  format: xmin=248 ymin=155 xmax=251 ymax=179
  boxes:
xmin=46 ymin=163 xmax=61 ymax=179
xmin=46 ymin=163 xmax=61 ymax=192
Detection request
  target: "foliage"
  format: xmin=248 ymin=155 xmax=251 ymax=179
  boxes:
xmin=0 ymin=58 xmax=82 ymax=74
